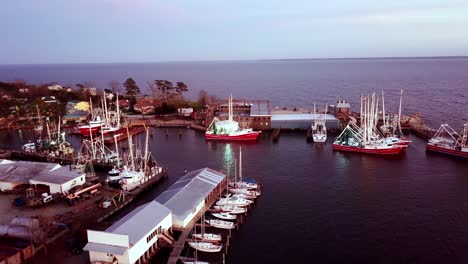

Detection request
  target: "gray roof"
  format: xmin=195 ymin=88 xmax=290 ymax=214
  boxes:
xmin=106 ymin=201 xmax=171 ymax=245
xmin=83 ymin=242 xmax=128 ymax=255
xmin=0 ymin=160 xmax=83 ymax=185
xmin=271 ymin=113 xmax=338 ymax=121
xmin=155 ymin=168 xmax=225 ymax=221
xmin=250 ymin=102 xmax=271 ymax=116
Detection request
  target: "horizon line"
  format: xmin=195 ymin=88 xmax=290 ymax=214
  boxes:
xmin=1 ymin=55 xmax=468 ymax=66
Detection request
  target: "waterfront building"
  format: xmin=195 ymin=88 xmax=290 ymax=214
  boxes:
xmin=270 ymin=109 xmax=340 ymax=130
xmin=155 ymin=168 xmax=226 ymax=229
xmin=84 ymin=201 xmax=172 ymax=264
xmin=0 ymin=160 xmax=85 ymax=194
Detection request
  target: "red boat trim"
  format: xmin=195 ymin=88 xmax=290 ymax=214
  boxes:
xmin=332 ymin=144 xmax=406 ymax=154
xmin=426 ymin=144 xmax=468 ymax=158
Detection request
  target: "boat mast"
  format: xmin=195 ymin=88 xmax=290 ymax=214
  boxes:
xmin=46 ymin=118 xmax=51 ymax=141
xmin=89 ymin=97 xmax=94 ymax=120
xmin=397 ymin=90 xmax=403 ymax=135
xmin=57 ymin=117 xmax=61 ymax=143
xmin=381 ymin=90 xmax=386 ymax=128
xmin=116 ymin=92 xmax=120 ymax=126
xmin=89 ymin=126 xmax=96 ymax=160
xmin=103 ymin=91 xmax=109 ymax=125
xmin=127 ymin=127 xmax=135 ymax=170
xmin=114 ymin=135 xmax=120 ymax=168
xmin=144 ymin=126 xmax=149 ymax=172
xmin=239 ymin=147 xmax=242 ymax=183
xmin=228 ymin=94 xmax=233 ymax=122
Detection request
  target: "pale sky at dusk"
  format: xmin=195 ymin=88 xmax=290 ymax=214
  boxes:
xmin=2 ymin=0 xmax=468 ymax=64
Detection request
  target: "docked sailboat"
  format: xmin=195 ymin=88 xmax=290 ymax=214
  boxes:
xmin=311 ymin=103 xmax=327 ymax=143
xmin=333 ymin=93 xmax=407 ymax=154
xmin=205 ymin=219 xmax=235 ymax=230
xmin=426 ymin=123 xmax=468 ymax=158
xmin=205 ymin=95 xmax=261 ymax=141
xmin=379 ymin=90 xmax=411 ymax=146
xmin=229 ymin=147 xmax=260 ymax=192
xmin=192 ymin=233 xmax=222 ymax=243
xmin=213 ymin=205 xmax=247 ymax=214
xmin=211 ymin=212 xmax=237 ymax=221
xmin=216 ymin=196 xmax=252 ymax=207
xmin=188 ymin=242 xmax=222 ymax=253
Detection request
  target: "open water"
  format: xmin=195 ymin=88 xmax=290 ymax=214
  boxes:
xmin=1 ymin=58 xmax=468 ymax=263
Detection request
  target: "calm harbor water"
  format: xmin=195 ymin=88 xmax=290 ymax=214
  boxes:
xmin=1 ymin=59 xmax=468 ymax=263
xmin=2 ymin=128 xmax=468 ymax=263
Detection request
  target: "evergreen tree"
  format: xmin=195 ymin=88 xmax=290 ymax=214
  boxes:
xmin=123 ymin=78 xmax=140 ymax=96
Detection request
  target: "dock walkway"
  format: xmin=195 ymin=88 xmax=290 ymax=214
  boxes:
xmin=167 ymin=188 xmax=225 ymax=264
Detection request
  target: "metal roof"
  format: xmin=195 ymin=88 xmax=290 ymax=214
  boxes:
xmin=0 ymin=160 xmax=83 ymax=185
xmin=155 ymin=168 xmax=225 ymax=221
xmin=250 ymin=102 xmax=271 ymax=116
xmin=271 ymin=113 xmax=338 ymax=121
xmin=83 ymin=242 xmax=128 ymax=255
xmin=106 ymin=200 xmax=171 ymax=245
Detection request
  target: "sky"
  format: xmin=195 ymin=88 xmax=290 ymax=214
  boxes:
xmin=1 ymin=0 xmax=468 ymax=64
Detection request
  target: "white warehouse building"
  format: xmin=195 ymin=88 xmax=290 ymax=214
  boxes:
xmin=155 ymin=168 xmax=226 ymax=229
xmin=0 ymin=159 xmax=85 ymax=194
xmin=84 ymin=201 xmax=173 ymax=264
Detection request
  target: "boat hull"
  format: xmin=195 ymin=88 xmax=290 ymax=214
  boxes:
xmin=103 ymin=127 xmax=145 ymax=144
xmin=205 ymin=132 xmax=260 ymax=141
xmin=426 ymin=144 xmax=468 ymax=158
xmin=79 ymin=125 xmax=101 ymax=136
xmin=332 ymin=144 xmax=406 ymax=154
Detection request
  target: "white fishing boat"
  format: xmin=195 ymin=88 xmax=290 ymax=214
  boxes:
xmin=119 ymin=168 xmax=145 ymax=191
xmin=188 ymin=242 xmax=222 ymax=253
xmin=212 ymin=212 xmax=237 ymax=221
xmin=106 ymin=167 xmax=122 ymax=184
xmin=192 ymin=233 xmax=222 ymax=243
xmin=213 ymin=205 xmax=247 ymax=214
xmin=311 ymin=103 xmax=327 ymax=143
xmin=205 ymin=219 xmax=235 ymax=230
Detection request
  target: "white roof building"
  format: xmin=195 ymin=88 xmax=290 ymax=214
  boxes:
xmin=0 ymin=160 xmax=85 ymax=194
xmin=85 ymin=201 xmax=172 ymax=264
xmin=155 ymin=168 xmax=226 ymax=229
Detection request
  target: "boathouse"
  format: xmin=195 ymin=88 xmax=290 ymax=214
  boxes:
xmin=155 ymin=168 xmax=226 ymax=229
xmin=84 ymin=201 xmax=173 ymax=264
xmin=270 ymin=110 xmax=340 ymax=130
xmin=0 ymin=160 xmax=85 ymax=193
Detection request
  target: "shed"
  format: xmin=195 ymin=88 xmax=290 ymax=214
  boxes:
xmin=155 ymin=168 xmax=225 ymax=228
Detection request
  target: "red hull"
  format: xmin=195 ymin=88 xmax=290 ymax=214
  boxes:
xmin=205 ymin=132 xmax=260 ymax=141
xmin=426 ymin=144 xmax=468 ymax=158
xmin=332 ymin=144 xmax=406 ymax=154
xmin=103 ymin=127 xmax=145 ymax=144
xmin=79 ymin=126 xmax=101 ymax=136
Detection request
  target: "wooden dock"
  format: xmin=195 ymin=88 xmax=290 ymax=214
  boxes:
xmin=167 ymin=186 xmax=227 ymax=264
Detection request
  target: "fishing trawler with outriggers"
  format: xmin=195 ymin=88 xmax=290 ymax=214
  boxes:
xmin=426 ymin=123 xmax=468 ymax=158
xmin=333 ymin=93 xmax=407 ymax=155
xmin=205 ymin=95 xmax=261 ymax=141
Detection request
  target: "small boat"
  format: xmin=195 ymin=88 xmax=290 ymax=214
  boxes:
xmin=106 ymin=167 xmax=122 ymax=184
xmin=192 ymin=233 xmax=222 ymax=243
xmin=311 ymin=103 xmax=327 ymax=143
xmin=216 ymin=196 xmax=252 ymax=207
xmin=205 ymin=219 xmax=235 ymax=230
xmin=213 ymin=205 xmax=247 ymax=214
xmin=22 ymin=142 xmax=36 ymax=153
xmin=229 ymin=181 xmax=258 ymax=190
xmin=188 ymin=242 xmax=222 ymax=253
xmin=212 ymin=212 xmax=237 ymax=221
xmin=205 ymin=95 xmax=261 ymax=141
xmin=229 ymin=188 xmax=259 ymax=198
xmin=184 ymin=262 xmax=210 ymax=264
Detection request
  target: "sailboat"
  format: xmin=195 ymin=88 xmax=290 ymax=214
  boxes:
xmin=192 ymin=213 xmax=222 ymax=244
xmin=205 ymin=95 xmax=261 ymax=141
xmin=205 ymin=219 xmax=235 ymax=229
xmin=211 ymin=212 xmax=237 ymax=221
xmin=426 ymin=123 xmax=468 ymax=158
xmin=213 ymin=205 xmax=247 ymax=214
xmin=311 ymin=103 xmax=327 ymax=143
xmin=333 ymin=93 xmax=407 ymax=154
xmin=229 ymin=147 xmax=260 ymax=191
xmin=188 ymin=241 xmax=222 ymax=253
xmin=379 ymin=90 xmax=411 ymax=146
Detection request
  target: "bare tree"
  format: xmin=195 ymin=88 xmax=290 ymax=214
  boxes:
xmin=109 ymin=80 xmax=121 ymax=93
